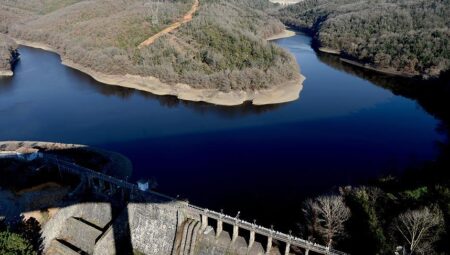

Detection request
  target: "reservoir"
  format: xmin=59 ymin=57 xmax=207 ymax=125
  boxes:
xmin=0 ymin=33 xmax=446 ymax=230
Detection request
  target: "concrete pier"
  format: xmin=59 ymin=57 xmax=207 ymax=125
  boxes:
xmin=216 ymin=219 xmax=223 ymax=238
xmin=266 ymin=236 xmax=272 ymax=254
xmin=232 ymin=225 xmax=239 ymax=242
xmin=201 ymin=214 xmax=208 ymax=231
xmin=248 ymin=230 xmax=255 ymax=248
xmin=285 ymin=243 xmax=290 ymax=255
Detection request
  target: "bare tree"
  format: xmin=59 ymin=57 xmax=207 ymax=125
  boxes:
xmin=394 ymin=207 xmax=443 ymax=255
xmin=302 ymin=198 xmax=320 ymax=242
xmin=302 ymin=195 xmax=351 ymax=248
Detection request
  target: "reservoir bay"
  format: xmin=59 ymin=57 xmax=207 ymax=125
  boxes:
xmin=0 ymin=33 xmax=445 ymax=230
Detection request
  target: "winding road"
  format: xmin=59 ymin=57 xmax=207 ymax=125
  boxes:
xmin=138 ymin=0 xmax=200 ymax=48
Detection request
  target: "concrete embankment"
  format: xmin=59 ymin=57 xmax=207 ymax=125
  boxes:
xmin=13 ymin=39 xmax=304 ymax=106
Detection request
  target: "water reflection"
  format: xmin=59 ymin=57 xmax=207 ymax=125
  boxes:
xmin=317 ymin=52 xmax=450 ymax=128
xmin=0 ymin=76 xmax=13 ymax=94
xmin=62 ymin=60 xmax=286 ymax=118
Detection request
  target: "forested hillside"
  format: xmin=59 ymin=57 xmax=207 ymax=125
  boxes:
xmin=0 ymin=0 xmax=300 ymax=91
xmin=278 ymin=0 xmax=450 ymax=78
xmin=0 ymin=34 xmax=18 ymax=74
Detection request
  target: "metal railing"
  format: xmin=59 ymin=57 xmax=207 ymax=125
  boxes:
xmin=187 ymin=204 xmax=347 ymax=255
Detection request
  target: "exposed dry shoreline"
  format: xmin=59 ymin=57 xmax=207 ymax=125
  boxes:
xmin=14 ymin=36 xmax=305 ymax=106
xmin=0 ymin=69 xmax=13 ymax=76
xmin=339 ymin=58 xmax=416 ymax=78
xmin=266 ymin=29 xmax=296 ymax=41
xmin=317 ymin=46 xmax=418 ymax=78
xmin=318 ymin=47 xmax=340 ymax=55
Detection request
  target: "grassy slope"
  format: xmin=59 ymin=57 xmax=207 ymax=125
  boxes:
xmin=278 ymin=0 xmax=450 ymax=78
xmin=0 ymin=0 xmax=300 ymax=91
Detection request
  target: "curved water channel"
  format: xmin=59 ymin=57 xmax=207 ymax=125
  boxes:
xmin=0 ymin=33 xmax=446 ymax=230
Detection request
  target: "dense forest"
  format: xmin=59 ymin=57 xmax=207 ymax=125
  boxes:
xmin=0 ymin=0 xmax=300 ymax=91
xmin=0 ymin=34 xmax=18 ymax=73
xmin=277 ymin=0 xmax=450 ymax=78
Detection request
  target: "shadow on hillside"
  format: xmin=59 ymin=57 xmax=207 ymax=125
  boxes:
xmin=1 ymin=144 xmax=307 ymax=255
xmin=0 ymin=147 xmax=172 ymax=255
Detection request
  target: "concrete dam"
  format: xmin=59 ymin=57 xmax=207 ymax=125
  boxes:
xmin=38 ymin=154 xmax=346 ymax=255
xmin=1 ymin=147 xmax=346 ymax=255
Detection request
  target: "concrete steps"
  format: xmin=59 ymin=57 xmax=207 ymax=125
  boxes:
xmin=46 ymin=216 xmax=109 ymax=255
xmin=44 ymin=203 xmax=121 ymax=255
xmin=58 ymin=217 xmax=103 ymax=254
xmin=46 ymin=239 xmax=86 ymax=255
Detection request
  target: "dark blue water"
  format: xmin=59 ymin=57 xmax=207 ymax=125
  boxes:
xmin=0 ymin=33 xmax=444 ymax=229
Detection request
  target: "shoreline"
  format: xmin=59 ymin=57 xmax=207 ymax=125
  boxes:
xmin=315 ymin=43 xmax=420 ymax=79
xmin=266 ymin=29 xmax=296 ymax=41
xmin=339 ymin=58 xmax=417 ymax=78
xmin=318 ymin=47 xmax=340 ymax=55
xmin=312 ymin=38 xmax=420 ymax=79
xmin=14 ymin=38 xmax=305 ymax=106
xmin=0 ymin=69 xmax=13 ymax=76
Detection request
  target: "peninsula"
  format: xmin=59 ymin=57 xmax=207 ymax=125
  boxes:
xmin=0 ymin=0 xmax=304 ymax=105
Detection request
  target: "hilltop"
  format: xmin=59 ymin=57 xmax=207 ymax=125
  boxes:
xmin=0 ymin=0 xmax=304 ymax=105
xmin=278 ymin=0 xmax=450 ymax=79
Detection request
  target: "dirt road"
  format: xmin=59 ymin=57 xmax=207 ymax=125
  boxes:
xmin=138 ymin=0 xmax=199 ymax=48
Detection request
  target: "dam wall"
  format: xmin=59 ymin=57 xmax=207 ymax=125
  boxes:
xmin=127 ymin=203 xmax=181 ymax=255
xmin=4 ymin=151 xmax=346 ymax=255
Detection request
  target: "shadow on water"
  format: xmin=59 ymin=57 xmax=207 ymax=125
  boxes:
xmin=1 ymin=146 xmax=317 ymax=255
xmin=317 ymin=51 xmax=450 ymax=185
xmin=314 ymin=52 xmax=450 ymax=254
xmin=316 ymin=52 xmax=450 ymax=129
xmin=0 ymin=149 xmax=166 ymax=255
xmin=0 ymin=77 xmax=13 ymax=94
